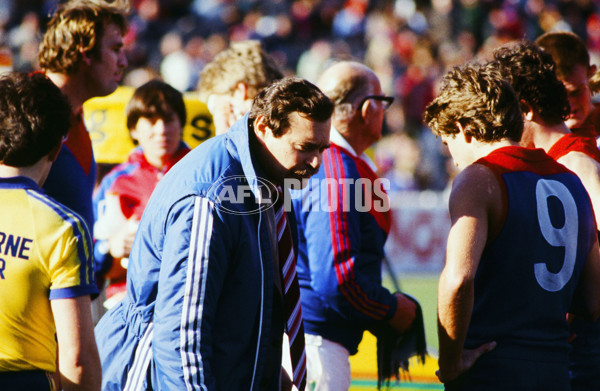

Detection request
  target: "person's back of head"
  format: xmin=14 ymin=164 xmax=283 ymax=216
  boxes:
xmin=317 ymin=61 xmax=379 ymax=125
xmin=38 ymin=0 xmax=129 ymax=75
xmin=492 ymin=40 xmax=570 ymax=126
xmin=536 ymin=31 xmax=591 ymax=79
xmin=249 ymin=76 xmax=333 ymax=137
xmin=198 ymin=40 xmax=284 ymax=135
xmin=0 ymin=72 xmax=71 ymax=167
xmin=316 ymin=61 xmax=391 ymax=153
xmin=424 ymin=62 xmax=523 ymax=143
xmin=197 ymin=40 xmax=283 ymax=102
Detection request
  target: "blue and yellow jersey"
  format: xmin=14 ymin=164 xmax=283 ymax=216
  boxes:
xmin=0 ymin=176 xmax=97 ymax=372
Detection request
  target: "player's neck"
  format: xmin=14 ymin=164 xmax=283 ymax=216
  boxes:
xmin=0 ymin=159 xmax=51 ymax=186
xmin=334 ymin=124 xmax=369 ymax=156
xmin=45 ymin=71 xmax=88 ymax=114
xmin=473 ymin=139 xmax=519 ymax=161
xmin=536 ymin=123 xmax=569 ymax=152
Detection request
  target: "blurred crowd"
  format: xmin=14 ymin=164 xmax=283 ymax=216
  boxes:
xmin=1 ymin=0 xmax=598 ymax=190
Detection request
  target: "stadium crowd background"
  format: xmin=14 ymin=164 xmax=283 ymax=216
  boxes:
xmin=1 ymin=0 xmax=598 ymax=191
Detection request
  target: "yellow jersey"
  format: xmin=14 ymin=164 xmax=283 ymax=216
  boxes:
xmin=0 ymin=176 xmax=97 ymax=372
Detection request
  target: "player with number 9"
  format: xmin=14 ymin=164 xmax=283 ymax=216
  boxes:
xmin=491 ymin=40 xmax=600 ymax=390
xmin=424 ymin=62 xmax=600 ymax=390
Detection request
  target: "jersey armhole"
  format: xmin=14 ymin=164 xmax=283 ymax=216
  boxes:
xmin=475 ymin=161 xmax=508 ymax=244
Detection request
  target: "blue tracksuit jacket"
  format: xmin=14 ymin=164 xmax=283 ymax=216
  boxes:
xmin=291 ymin=131 xmax=398 ymax=355
xmin=95 ymin=115 xmax=290 ymax=390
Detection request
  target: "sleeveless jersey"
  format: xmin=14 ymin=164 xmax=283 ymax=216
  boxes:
xmin=465 ymin=147 xmax=596 ymax=362
xmin=547 ymin=133 xmax=600 ymax=163
xmin=546 ymin=133 xmax=600 ymax=387
xmin=43 ymin=113 xmax=96 ymax=235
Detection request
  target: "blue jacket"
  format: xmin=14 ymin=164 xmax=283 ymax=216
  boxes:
xmin=291 ymin=132 xmax=398 ymax=355
xmin=95 ymin=115 xmax=291 ymax=391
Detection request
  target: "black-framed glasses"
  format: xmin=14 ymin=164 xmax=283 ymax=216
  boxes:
xmin=359 ymin=95 xmax=394 ymax=110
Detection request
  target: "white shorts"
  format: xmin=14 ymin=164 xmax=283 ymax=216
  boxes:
xmin=305 ymin=333 xmax=351 ymax=391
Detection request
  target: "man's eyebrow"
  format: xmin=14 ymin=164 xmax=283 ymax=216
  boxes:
xmin=304 ymin=141 xmax=331 ymax=149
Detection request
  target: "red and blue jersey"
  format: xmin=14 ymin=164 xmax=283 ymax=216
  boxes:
xmin=291 ymin=132 xmax=396 ymax=354
xmin=94 ymin=145 xmax=190 ymax=221
xmin=547 ymin=132 xmax=600 ymax=163
xmin=465 ymin=147 xmax=596 ymax=363
xmin=93 ymin=144 xmax=190 ymax=278
xmin=43 ymin=113 xmax=96 ymax=236
xmin=546 ymin=133 xmax=600 ymax=387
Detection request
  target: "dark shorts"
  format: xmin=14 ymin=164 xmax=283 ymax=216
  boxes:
xmin=0 ymin=370 xmax=54 ymax=391
xmin=445 ymin=356 xmax=570 ymax=391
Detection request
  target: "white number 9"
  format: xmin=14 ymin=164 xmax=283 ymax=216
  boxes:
xmin=534 ymin=179 xmax=578 ymax=292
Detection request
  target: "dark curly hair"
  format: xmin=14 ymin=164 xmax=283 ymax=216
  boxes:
xmin=492 ymin=40 xmax=570 ymax=126
xmin=0 ymin=72 xmax=71 ymax=167
xmin=249 ymin=76 xmax=333 ymax=137
xmin=424 ymin=62 xmax=523 ymax=143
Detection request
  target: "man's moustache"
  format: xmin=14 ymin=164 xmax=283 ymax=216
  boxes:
xmin=294 ymin=167 xmax=317 ymax=177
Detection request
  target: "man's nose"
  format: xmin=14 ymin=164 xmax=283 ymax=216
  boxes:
xmin=307 ymin=153 xmax=320 ymax=170
xmin=118 ymin=49 xmax=128 ymax=68
xmin=154 ymin=119 xmax=167 ymax=134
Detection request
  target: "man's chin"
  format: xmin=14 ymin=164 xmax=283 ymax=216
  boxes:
xmin=565 ymin=117 xmax=583 ymax=130
xmin=281 ymin=175 xmax=312 ymax=190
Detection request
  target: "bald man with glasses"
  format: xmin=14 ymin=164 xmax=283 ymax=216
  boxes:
xmin=289 ymin=61 xmax=417 ymax=391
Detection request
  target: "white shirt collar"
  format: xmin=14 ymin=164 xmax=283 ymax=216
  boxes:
xmin=330 ymin=127 xmax=378 ymax=172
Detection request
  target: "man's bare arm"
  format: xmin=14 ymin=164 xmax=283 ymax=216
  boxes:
xmin=437 ymin=164 xmax=498 ymax=382
xmin=51 ymin=296 xmax=101 ymax=391
xmin=559 ymin=152 xmax=600 ymax=225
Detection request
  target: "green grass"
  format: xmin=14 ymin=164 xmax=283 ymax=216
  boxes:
xmin=348 ymin=273 xmax=442 ymax=390
xmin=350 ymin=379 xmax=444 ymax=390
xmin=389 ymin=273 xmax=440 ymax=354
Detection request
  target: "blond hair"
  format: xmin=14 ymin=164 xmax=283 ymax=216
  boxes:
xmin=38 ymin=0 xmax=128 ymax=74
xmin=197 ymin=40 xmax=283 ymax=101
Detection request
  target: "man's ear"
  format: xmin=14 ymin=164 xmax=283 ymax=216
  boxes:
xmin=455 ymin=121 xmax=472 ymax=143
xmin=129 ymin=128 xmax=139 ymax=143
xmin=233 ymin=82 xmax=249 ymax=101
xmin=520 ymin=99 xmax=534 ymax=121
xmin=589 ymin=64 xmax=597 ymax=78
xmin=79 ymin=46 xmax=92 ymax=66
xmin=360 ymin=98 xmax=371 ymax=122
xmin=253 ymin=114 xmax=271 ymax=141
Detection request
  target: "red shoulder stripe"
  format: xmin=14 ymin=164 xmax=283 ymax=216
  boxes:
xmin=64 ymin=113 xmax=93 ymax=175
xmin=325 ymin=146 xmax=390 ymax=319
xmin=547 ymin=133 xmax=600 ymax=163
xmin=476 ymin=146 xmax=567 ymax=176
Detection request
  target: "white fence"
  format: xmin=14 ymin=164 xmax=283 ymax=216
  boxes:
xmin=385 ymin=191 xmax=450 ymax=274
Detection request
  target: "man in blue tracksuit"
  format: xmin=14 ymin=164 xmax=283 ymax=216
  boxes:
xmin=95 ymin=77 xmax=333 ymax=391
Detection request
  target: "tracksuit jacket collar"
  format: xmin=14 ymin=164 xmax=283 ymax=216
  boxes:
xmin=226 ymin=113 xmax=271 ymax=202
